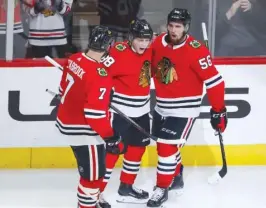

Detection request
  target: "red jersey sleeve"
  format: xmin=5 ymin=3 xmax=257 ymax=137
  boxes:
xmin=190 ymin=45 xmax=225 ymax=111
xmin=83 ymin=74 xmax=114 ymax=138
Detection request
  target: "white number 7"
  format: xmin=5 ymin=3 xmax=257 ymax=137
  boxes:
xmin=61 ymin=73 xmax=74 ymax=104
xmin=99 ymin=88 xmax=106 ymax=100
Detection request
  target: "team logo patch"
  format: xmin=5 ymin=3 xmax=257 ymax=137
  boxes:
xmin=189 ymin=40 xmax=201 ymax=48
xmin=97 ymin=68 xmax=108 ymax=76
xmin=156 ymin=57 xmax=178 ymax=84
xmin=115 ymin=44 xmax=127 ymax=51
xmin=42 ymin=8 xmax=56 ymax=17
xmin=139 ymin=60 xmax=151 ymax=87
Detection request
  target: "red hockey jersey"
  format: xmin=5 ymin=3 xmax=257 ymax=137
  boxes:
xmin=108 ymin=42 xmax=152 ymax=117
xmin=152 ymin=33 xmax=225 ymax=118
xmin=56 ymin=52 xmax=114 ymax=145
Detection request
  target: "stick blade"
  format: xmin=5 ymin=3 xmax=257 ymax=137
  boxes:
xmin=218 ymin=165 xmax=227 ymax=178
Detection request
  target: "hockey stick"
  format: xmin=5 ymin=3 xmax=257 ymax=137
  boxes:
xmin=44 ymin=56 xmax=186 ymax=145
xmin=201 ymin=22 xmax=209 ymax=48
xmin=208 ymin=131 xmax=227 ymax=184
xmin=217 ymin=131 xmax=227 ymax=178
xmin=201 ymin=22 xmax=228 ymax=183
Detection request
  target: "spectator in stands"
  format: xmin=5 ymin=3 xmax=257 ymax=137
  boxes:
xmin=215 ymin=0 xmax=266 ymax=56
xmin=24 ymin=0 xmax=72 ymax=58
xmin=98 ymin=0 xmax=142 ymax=42
xmin=0 ymin=0 xmax=25 ymax=59
xmin=63 ymin=0 xmax=78 ymax=57
xmin=240 ymin=0 xmax=266 ymax=55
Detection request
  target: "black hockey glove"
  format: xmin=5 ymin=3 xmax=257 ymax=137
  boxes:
xmin=210 ymin=107 xmax=228 ymax=132
xmin=34 ymin=0 xmax=46 ymax=14
xmin=104 ymin=135 xmax=126 ymax=155
xmin=54 ymin=0 xmax=64 ymax=12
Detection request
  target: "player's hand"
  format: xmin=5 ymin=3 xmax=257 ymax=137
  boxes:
xmin=210 ymin=108 xmax=227 ymax=132
xmin=104 ymin=135 xmax=126 ymax=155
xmin=34 ymin=0 xmax=46 ymax=14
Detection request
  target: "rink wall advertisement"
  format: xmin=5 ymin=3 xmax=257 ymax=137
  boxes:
xmin=0 ymin=61 xmax=266 ymax=168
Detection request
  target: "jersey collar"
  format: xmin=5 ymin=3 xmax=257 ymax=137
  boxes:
xmin=82 ymin=53 xmax=99 ymax=63
xmin=162 ymin=34 xmax=189 ymax=50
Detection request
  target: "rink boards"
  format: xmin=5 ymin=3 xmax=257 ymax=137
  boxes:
xmin=0 ymin=59 xmax=266 ymax=168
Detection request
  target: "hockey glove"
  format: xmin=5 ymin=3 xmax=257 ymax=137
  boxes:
xmin=104 ymin=135 xmax=126 ymax=155
xmin=54 ymin=0 xmax=64 ymax=12
xmin=34 ymin=0 xmax=46 ymax=14
xmin=210 ymin=107 xmax=228 ymax=132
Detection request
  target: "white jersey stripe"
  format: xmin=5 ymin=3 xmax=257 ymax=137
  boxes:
xmin=155 ymin=95 xmax=203 ymax=118
xmin=111 ymin=92 xmax=150 ymax=117
xmin=84 ymin=109 xmax=106 ymax=119
xmin=204 ymin=74 xmax=224 ymax=89
xmin=156 ymin=95 xmax=202 ymax=102
xmin=84 ymin=109 xmax=106 ymax=114
xmin=113 ymin=91 xmax=150 ymax=99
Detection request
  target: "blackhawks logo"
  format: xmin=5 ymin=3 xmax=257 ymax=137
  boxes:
xmin=156 ymin=57 xmax=177 ymax=84
xmin=189 ymin=40 xmax=201 ymax=49
xmin=115 ymin=44 xmax=127 ymax=51
xmin=42 ymin=8 xmax=55 ymax=17
xmin=139 ymin=60 xmax=151 ymax=88
xmin=97 ymin=68 xmax=108 ymax=76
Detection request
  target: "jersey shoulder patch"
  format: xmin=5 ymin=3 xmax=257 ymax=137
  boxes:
xmin=189 ymin=40 xmax=201 ymax=49
xmin=97 ymin=68 xmax=108 ymax=76
xmin=115 ymin=43 xmax=127 ymax=52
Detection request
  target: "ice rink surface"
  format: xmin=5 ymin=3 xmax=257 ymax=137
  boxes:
xmin=0 ymin=166 xmax=265 ymax=208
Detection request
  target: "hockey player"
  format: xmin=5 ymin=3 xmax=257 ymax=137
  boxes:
xmin=147 ymin=8 xmax=228 ymax=207
xmin=98 ymin=19 xmax=153 ymax=207
xmin=55 ymin=25 xmax=124 ymax=208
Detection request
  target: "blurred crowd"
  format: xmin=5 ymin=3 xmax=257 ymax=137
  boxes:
xmin=0 ymin=0 xmax=265 ymax=59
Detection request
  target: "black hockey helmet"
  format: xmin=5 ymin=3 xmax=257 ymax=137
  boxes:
xmin=128 ymin=19 xmax=153 ymax=41
xmin=167 ymin=8 xmax=191 ymax=33
xmin=88 ymin=25 xmax=114 ymax=52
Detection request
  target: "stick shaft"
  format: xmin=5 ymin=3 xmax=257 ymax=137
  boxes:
xmin=201 ymin=22 xmax=209 ymax=48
